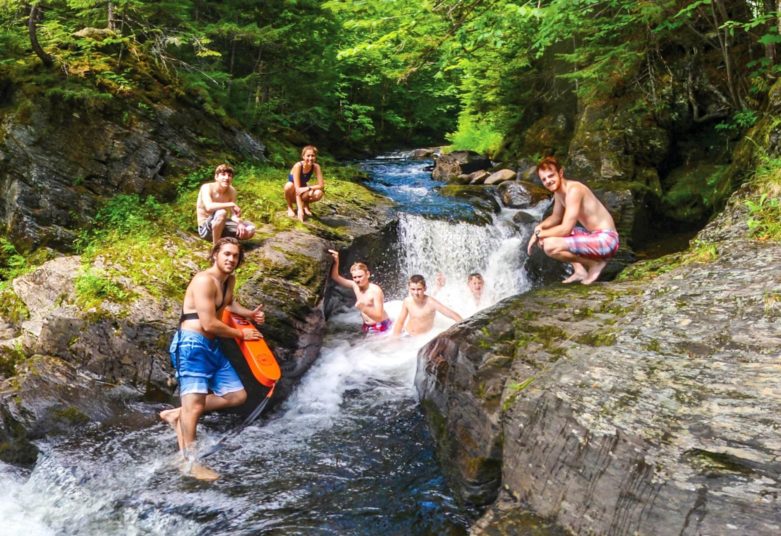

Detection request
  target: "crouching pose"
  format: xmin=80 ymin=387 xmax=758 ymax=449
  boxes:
xmin=284 ymin=145 xmax=325 ymax=222
xmin=197 ymin=163 xmax=256 ymax=244
xmin=526 ymin=156 xmax=619 ymax=285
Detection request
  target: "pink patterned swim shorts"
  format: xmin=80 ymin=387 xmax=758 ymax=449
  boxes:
xmin=564 ymin=228 xmax=619 ymax=259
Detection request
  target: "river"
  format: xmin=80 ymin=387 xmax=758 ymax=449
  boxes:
xmin=0 ymin=154 xmax=546 ymax=535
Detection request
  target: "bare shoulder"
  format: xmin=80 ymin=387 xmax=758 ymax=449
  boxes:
xmin=369 ymin=282 xmax=384 ymax=296
xmin=191 ymin=272 xmax=217 ymax=292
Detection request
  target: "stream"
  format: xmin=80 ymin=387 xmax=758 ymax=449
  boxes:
xmin=0 ymin=153 xmax=547 ymax=535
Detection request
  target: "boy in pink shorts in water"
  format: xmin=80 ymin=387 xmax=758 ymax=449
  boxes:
xmin=526 ymin=156 xmax=619 ymax=285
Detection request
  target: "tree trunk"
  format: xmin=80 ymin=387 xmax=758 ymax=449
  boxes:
xmin=28 ymin=4 xmax=53 ymax=67
xmin=107 ymin=1 xmax=116 ymax=31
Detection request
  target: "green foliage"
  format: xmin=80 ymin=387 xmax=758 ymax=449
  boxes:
xmin=0 ymin=237 xmax=27 ymax=281
xmin=0 ymin=340 xmax=27 ymax=378
xmin=716 ymin=109 xmax=759 ymax=135
xmin=745 ymin=193 xmax=781 ymax=240
xmin=446 ymin=112 xmax=504 ymax=156
xmin=74 ymin=268 xmax=135 ymax=307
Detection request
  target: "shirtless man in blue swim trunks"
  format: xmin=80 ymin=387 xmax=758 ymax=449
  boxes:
xmin=328 ymin=249 xmax=391 ymax=334
xmin=160 ymin=237 xmax=266 ymax=473
xmin=526 ymin=156 xmax=619 ymax=285
xmin=283 ymin=145 xmax=325 ymax=222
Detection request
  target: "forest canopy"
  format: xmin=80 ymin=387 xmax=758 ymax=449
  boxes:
xmin=0 ymin=0 xmax=778 ymax=155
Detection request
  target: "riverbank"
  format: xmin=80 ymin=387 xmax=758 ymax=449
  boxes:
xmin=0 ymin=162 xmax=395 ymax=465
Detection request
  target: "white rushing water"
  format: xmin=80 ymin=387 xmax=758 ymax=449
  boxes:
xmin=398 ymin=204 xmax=547 ymax=316
xmin=0 ymin=170 xmax=546 ymax=535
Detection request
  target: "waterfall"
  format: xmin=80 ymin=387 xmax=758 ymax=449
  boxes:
xmin=397 ymin=203 xmax=547 ymax=315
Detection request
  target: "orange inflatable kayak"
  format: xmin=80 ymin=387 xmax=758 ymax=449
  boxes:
xmin=221 ymin=309 xmax=281 ymax=387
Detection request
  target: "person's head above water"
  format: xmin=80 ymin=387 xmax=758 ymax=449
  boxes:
xmin=468 ymin=272 xmax=483 ymax=294
xmin=349 ymin=261 xmax=371 ymax=289
xmin=408 ymin=274 xmax=427 ymax=301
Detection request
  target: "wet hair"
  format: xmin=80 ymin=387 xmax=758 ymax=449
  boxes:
xmin=468 ymin=272 xmax=484 ymax=282
xmin=301 ymin=145 xmax=318 ymax=159
xmin=409 ymin=274 xmax=426 ymax=288
xmin=535 ymin=155 xmax=562 ymax=175
xmin=214 ymin=163 xmax=235 ymax=178
xmin=208 ymin=237 xmax=244 ymax=268
xmin=350 ymin=262 xmax=369 ymax=274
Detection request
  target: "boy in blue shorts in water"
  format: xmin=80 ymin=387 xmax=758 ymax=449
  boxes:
xmin=160 ymin=237 xmax=266 ymax=477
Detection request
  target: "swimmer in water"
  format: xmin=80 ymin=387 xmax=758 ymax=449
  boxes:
xmin=392 ymin=274 xmax=463 ymax=336
xmin=328 ymin=249 xmax=391 ymax=334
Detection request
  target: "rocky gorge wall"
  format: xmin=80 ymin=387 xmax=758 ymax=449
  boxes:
xmin=0 ymin=90 xmax=265 ymax=250
xmin=415 ymin=179 xmax=781 ymax=533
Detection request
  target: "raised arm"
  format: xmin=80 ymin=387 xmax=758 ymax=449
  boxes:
xmin=431 ymin=296 xmax=463 ymax=323
xmin=328 ymin=249 xmax=354 ymax=289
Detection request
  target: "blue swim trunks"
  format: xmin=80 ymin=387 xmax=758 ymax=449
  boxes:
xmin=169 ymin=329 xmax=244 ymax=397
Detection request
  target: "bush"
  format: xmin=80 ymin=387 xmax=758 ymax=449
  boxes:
xmin=446 ymin=112 xmax=504 ymax=156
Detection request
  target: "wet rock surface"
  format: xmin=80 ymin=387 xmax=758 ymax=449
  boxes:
xmin=417 ymin=210 xmax=781 ymax=533
xmin=432 ymin=151 xmax=492 ymax=181
xmin=0 ymin=189 xmax=394 ymax=463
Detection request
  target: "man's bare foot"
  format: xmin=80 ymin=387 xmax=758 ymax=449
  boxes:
xmin=287 ymin=207 xmax=296 ymax=217
xmin=562 ymin=269 xmax=587 ymax=284
xmin=303 ymin=207 xmax=313 ymax=216
xmin=176 ymin=458 xmax=220 ymax=481
xmin=581 ymin=260 xmax=608 ymax=285
xmin=159 ymin=408 xmax=180 ymax=429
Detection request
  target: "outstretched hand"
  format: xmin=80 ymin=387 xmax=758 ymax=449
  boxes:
xmin=327 ymin=249 xmax=339 ymax=263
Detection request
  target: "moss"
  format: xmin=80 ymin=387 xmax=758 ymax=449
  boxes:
xmin=0 ymin=342 xmax=28 ymax=377
xmin=684 ymin=448 xmax=756 ymax=476
xmin=644 ymin=339 xmax=661 ymax=352
xmin=618 ymin=239 xmax=718 ymax=282
xmin=51 ymin=406 xmax=90 ymax=425
xmin=0 ymin=285 xmax=29 ymax=324
xmin=502 ymin=376 xmax=535 ymax=412
xmin=73 ymin=268 xmax=137 ymax=309
xmin=576 ymin=330 xmax=616 ymax=347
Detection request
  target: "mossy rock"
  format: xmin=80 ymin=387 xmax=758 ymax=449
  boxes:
xmin=660 ymin=164 xmax=730 ymax=226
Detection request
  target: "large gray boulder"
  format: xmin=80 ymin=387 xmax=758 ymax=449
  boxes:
xmin=432 ymin=151 xmax=491 ymax=181
xmin=416 ymin=202 xmax=781 ymax=534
